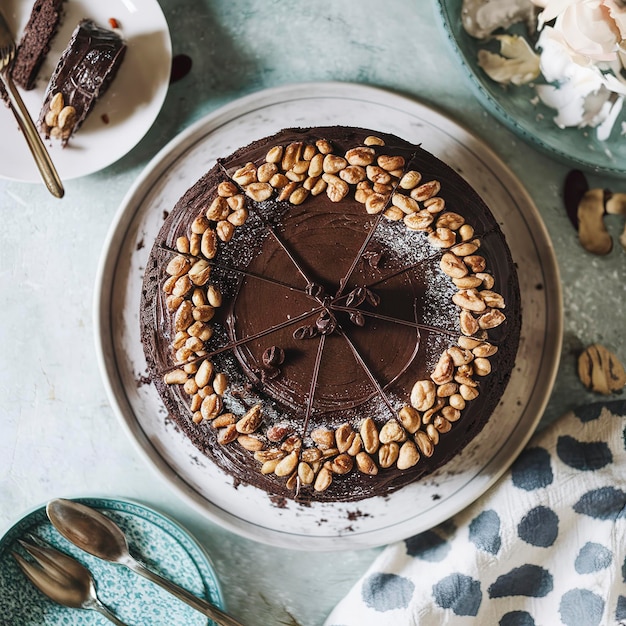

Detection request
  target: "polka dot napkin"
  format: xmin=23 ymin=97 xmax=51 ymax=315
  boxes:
xmin=325 ymin=400 xmax=626 ymax=626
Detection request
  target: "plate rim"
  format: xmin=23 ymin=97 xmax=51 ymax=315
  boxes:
xmin=94 ymin=80 xmax=563 ymax=550
xmin=0 ymin=0 xmax=172 ymax=182
xmin=433 ymin=0 xmax=625 ymax=177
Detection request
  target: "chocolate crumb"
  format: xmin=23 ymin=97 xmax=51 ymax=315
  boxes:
xmin=564 ymin=169 xmax=588 ymax=229
xmin=269 ymin=495 xmax=288 ymax=508
xmin=170 ymin=54 xmax=192 ymax=83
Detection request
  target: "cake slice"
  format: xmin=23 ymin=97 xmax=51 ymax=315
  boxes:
xmin=12 ymin=0 xmax=66 ymax=90
xmin=39 ymin=19 xmax=126 ymax=145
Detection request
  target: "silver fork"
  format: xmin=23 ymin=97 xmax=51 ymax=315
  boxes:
xmin=0 ymin=8 xmax=64 ymax=198
xmin=12 ymin=534 xmax=128 ymax=626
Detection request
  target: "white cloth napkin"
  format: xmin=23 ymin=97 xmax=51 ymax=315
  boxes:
xmin=325 ymin=400 xmax=626 ymax=626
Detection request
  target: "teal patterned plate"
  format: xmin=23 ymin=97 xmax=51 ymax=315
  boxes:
xmin=0 ymin=498 xmax=224 ymax=625
xmin=435 ymin=0 xmax=626 ymax=177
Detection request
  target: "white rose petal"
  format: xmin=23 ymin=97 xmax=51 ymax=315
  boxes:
xmin=556 ymin=1 xmax=621 ymax=62
xmin=536 ymin=0 xmax=579 ymax=24
xmin=596 ymin=95 xmax=623 ymax=140
xmin=478 ymin=34 xmax=541 ymax=85
xmin=605 ymin=0 xmax=626 ymax=39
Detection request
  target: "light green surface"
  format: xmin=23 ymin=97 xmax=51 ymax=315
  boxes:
xmin=1 ymin=2 xmax=624 ymax=625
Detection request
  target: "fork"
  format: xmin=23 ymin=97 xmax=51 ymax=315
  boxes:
xmin=12 ymin=534 xmax=128 ymax=625
xmin=0 ymin=8 xmax=64 ymax=198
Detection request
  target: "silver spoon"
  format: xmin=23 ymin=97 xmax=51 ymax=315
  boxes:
xmin=13 ymin=535 xmax=127 ymax=625
xmin=46 ymin=498 xmax=245 ymax=626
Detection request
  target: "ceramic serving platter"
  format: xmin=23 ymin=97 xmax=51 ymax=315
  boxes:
xmin=0 ymin=497 xmax=224 ymax=625
xmin=95 ymin=81 xmax=562 ymax=550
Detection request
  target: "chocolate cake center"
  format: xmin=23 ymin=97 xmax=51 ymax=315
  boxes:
xmin=228 ymin=197 xmax=425 ymax=413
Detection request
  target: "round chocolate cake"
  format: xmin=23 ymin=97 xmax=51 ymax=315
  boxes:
xmin=140 ymin=126 xmax=521 ymax=503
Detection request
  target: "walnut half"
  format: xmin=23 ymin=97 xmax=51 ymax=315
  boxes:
xmin=578 ymin=344 xmax=626 ymax=395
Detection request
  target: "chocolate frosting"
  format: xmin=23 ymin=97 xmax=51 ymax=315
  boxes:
xmin=39 ymin=19 xmax=126 ymax=144
xmin=140 ymin=127 xmax=521 ymax=503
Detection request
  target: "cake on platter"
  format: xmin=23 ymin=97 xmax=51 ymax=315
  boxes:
xmin=140 ymin=126 xmax=521 ymax=503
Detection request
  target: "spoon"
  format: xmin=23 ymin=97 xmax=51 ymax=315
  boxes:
xmin=46 ymin=498 xmax=244 ymax=626
xmin=13 ymin=535 xmax=127 ymax=625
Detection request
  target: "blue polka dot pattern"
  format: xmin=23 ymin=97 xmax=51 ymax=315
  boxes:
xmin=323 ymin=401 xmax=626 ymax=626
xmin=469 ymin=510 xmax=501 ymax=555
xmin=573 ymin=487 xmax=626 ymax=520
xmin=574 ymin=403 xmax=605 ymax=423
xmin=432 ymin=573 xmax=482 ymax=616
xmin=556 ymin=435 xmax=612 ymax=471
xmin=405 ymin=530 xmax=450 ymax=562
xmin=559 ymin=589 xmax=605 ymax=626
xmin=488 ymin=565 xmax=553 ymax=598
xmin=575 ymin=542 xmax=612 ymax=574
xmin=361 ymin=572 xmax=413 ymax=612
xmin=499 ymin=611 xmax=536 ymax=626
xmin=510 ymin=447 xmax=553 ymax=491
xmin=517 ymin=506 xmax=558 ymax=547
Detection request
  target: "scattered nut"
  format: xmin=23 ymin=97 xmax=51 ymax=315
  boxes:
xmin=411 ymin=380 xmax=436 ymax=412
xmin=379 ymin=419 xmax=407 ymax=444
xmin=578 ymin=344 xmax=626 ymax=394
xmin=236 ymin=404 xmax=263 ymax=434
xmin=397 ymin=440 xmax=420 ymax=470
xmin=577 ymin=188 xmax=612 ymax=255
xmin=356 ymin=451 xmax=378 ymax=475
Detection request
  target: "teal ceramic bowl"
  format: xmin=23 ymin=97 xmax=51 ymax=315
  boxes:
xmin=0 ymin=498 xmax=224 ymax=626
xmin=435 ymin=0 xmax=626 ymax=177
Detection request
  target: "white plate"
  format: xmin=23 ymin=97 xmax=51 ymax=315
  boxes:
xmin=0 ymin=0 xmax=171 ymax=182
xmin=95 ymin=82 xmax=562 ymax=551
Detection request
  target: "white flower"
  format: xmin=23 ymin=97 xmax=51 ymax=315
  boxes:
xmin=535 ymin=24 xmax=624 ymax=137
xmin=534 ymin=0 xmax=625 ymax=64
xmin=530 ymin=0 xmax=626 ymax=136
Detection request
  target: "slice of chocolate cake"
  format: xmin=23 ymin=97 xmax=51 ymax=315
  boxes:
xmin=12 ymin=0 xmax=66 ymax=90
xmin=39 ymin=19 xmax=126 ymax=145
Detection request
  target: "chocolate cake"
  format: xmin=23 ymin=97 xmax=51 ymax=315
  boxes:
xmin=140 ymin=126 xmax=521 ymax=503
xmin=12 ymin=0 xmax=65 ymax=91
xmin=39 ymin=19 xmax=126 ymax=145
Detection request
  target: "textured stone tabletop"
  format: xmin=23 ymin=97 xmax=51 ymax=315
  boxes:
xmin=1 ymin=1 xmax=624 ymax=625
